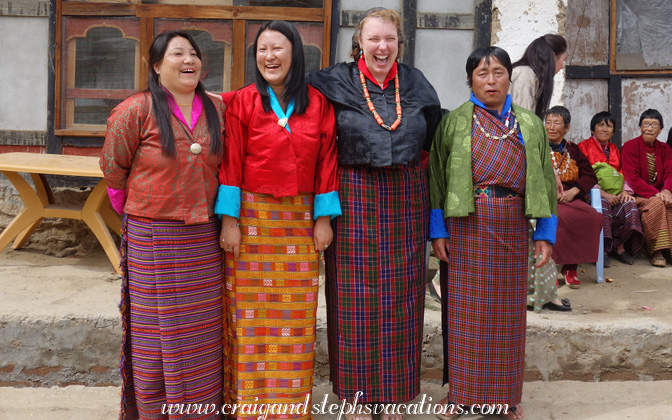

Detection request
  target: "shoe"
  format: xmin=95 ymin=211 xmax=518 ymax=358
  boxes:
xmin=614 ymin=250 xmax=634 ymax=265
xmin=542 ymin=298 xmax=572 ymax=312
xmin=499 ymin=403 xmax=523 ymax=419
xmin=435 ymin=398 xmax=464 ymax=420
xmin=603 ymin=253 xmax=611 ymax=268
xmin=651 ymin=252 xmax=667 ymax=267
xmin=562 ymin=268 xmax=581 ymax=289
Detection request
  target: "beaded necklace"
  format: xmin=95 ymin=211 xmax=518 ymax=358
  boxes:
xmin=472 ymin=112 xmax=519 ymax=141
xmin=359 ymin=70 xmax=402 ymax=131
xmin=551 ymin=148 xmax=571 ymax=175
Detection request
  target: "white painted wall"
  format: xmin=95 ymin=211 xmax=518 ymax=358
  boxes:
xmin=0 ymin=17 xmax=48 ymax=131
xmin=621 ymin=79 xmax=672 ymax=143
xmin=492 ymin=0 xmax=568 ymax=110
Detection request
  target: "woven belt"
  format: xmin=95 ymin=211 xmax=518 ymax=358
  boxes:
xmin=474 ymin=185 xmax=519 ymax=198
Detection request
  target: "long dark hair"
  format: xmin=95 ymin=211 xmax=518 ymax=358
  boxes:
xmin=513 ymin=34 xmax=567 ymax=118
xmin=148 ymin=30 xmax=222 ymax=157
xmin=253 ymin=21 xmax=309 ymax=115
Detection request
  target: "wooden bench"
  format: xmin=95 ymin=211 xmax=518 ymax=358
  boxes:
xmin=0 ymin=152 xmax=121 ymax=274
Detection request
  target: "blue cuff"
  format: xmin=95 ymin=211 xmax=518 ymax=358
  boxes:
xmin=314 ymin=191 xmax=342 ymax=220
xmin=214 ymin=185 xmax=241 ymax=219
xmin=429 ymin=209 xmax=449 ymax=240
xmin=533 ymin=214 xmax=557 ymax=245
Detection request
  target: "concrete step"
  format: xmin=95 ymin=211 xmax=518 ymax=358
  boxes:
xmin=1 ymin=381 xmax=671 ymax=420
xmin=1 ymin=247 xmax=672 ymax=387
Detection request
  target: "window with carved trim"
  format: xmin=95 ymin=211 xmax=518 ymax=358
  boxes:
xmin=56 ymin=0 xmax=332 ymax=136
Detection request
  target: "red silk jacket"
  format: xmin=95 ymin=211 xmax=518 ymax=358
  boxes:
xmin=219 ymin=84 xmax=338 ymax=198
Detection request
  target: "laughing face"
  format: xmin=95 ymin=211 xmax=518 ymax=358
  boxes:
xmin=153 ymin=36 xmax=201 ymax=95
xmin=256 ymin=29 xmax=293 ymax=96
xmin=358 ymin=16 xmax=399 ymax=82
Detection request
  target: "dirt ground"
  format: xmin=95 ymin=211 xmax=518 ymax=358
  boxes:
xmin=1 ymin=240 xmax=671 ymax=321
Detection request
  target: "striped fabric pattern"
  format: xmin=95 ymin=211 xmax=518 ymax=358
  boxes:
xmin=325 ymin=163 xmax=428 ymax=402
xmin=223 ymin=191 xmax=318 ymax=420
xmin=120 ymin=216 xmax=223 ymax=420
xmin=646 ymin=152 xmax=657 ymax=183
xmin=441 ymin=107 xmax=528 ymax=406
xmin=600 ymin=198 xmax=644 ymax=254
xmin=635 ymin=196 xmax=672 ymax=253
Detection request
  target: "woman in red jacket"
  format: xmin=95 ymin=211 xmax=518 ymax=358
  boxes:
xmin=578 ymin=111 xmax=644 ymax=266
xmin=215 ymin=21 xmax=340 ymax=419
xmin=621 ymin=109 xmax=672 ymax=267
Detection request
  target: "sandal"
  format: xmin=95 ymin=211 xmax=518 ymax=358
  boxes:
xmin=614 ymin=250 xmax=634 ymax=265
xmin=651 ymin=252 xmax=666 ymax=267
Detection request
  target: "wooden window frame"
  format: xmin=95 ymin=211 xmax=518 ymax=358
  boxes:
xmin=610 ymin=0 xmax=672 ymax=76
xmin=55 ymin=1 xmax=333 ymax=137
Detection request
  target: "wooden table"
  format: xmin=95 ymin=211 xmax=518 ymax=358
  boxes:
xmin=0 ymin=153 xmax=122 ymax=273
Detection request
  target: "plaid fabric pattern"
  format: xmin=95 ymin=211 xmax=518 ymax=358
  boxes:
xmin=471 ymin=107 xmax=526 ymax=195
xmin=600 ymin=198 xmax=644 ymax=254
xmin=120 ymin=216 xmax=223 ymax=420
xmin=223 ymin=191 xmax=318 ymax=420
xmin=440 ymin=107 xmax=527 ymax=406
xmin=635 ymin=196 xmax=672 ymax=253
xmin=325 ymin=163 xmax=428 ymax=402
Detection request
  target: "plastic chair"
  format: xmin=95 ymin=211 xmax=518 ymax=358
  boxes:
xmin=590 ymin=187 xmax=604 ymax=283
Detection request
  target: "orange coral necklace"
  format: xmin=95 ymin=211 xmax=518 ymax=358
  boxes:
xmin=359 ymin=70 xmax=402 ymax=131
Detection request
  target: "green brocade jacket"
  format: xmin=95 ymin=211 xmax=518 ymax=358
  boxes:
xmin=428 ymin=101 xmax=557 ymax=219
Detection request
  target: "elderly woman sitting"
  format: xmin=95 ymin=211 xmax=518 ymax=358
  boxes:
xmin=621 ymin=109 xmax=672 ymax=267
xmin=545 ymin=106 xmax=603 ymax=288
xmin=578 ymin=111 xmax=644 ymax=266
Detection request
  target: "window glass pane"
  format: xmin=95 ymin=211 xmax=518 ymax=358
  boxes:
xmin=155 ymin=19 xmax=234 ymax=93
xmin=62 ymin=17 xmax=140 ymax=128
xmin=74 ymin=98 xmax=124 ymax=124
xmin=233 ymin=0 xmax=322 ymax=7
xmin=616 ymin=0 xmax=672 ymax=70
xmin=245 ymin=21 xmax=323 ymax=85
xmin=148 ymin=0 xmax=234 ymax=5
xmin=75 ymin=27 xmax=136 ymax=89
xmin=143 ymin=0 xmax=321 ymax=5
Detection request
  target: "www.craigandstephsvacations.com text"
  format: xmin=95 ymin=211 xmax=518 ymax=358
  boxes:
xmin=161 ymin=392 xmax=509 ymax=419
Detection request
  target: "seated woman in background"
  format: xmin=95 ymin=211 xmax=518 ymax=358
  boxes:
xmin=621 ymin=109 xmax=672 ymax=267
xmin=545 ymin=106 xmax=603 ymax=288
xmin=578 ymin=112 xmax=644 ymax=266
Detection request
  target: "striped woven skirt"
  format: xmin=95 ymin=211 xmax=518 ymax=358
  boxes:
xmin=440 ymin=196 xmax=528 ymax=406
xmin=325 ymin=163 xmax=428 ymax=402
xmin=120 ymin=215 xmax=223 ymax=420
xmin=635 ymin=196 xmax=672 ymax=253
xmin=223 ymin=191 xmax=318 ymax=420
xmin=600 ymin=198 xmax=644 ymax=255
